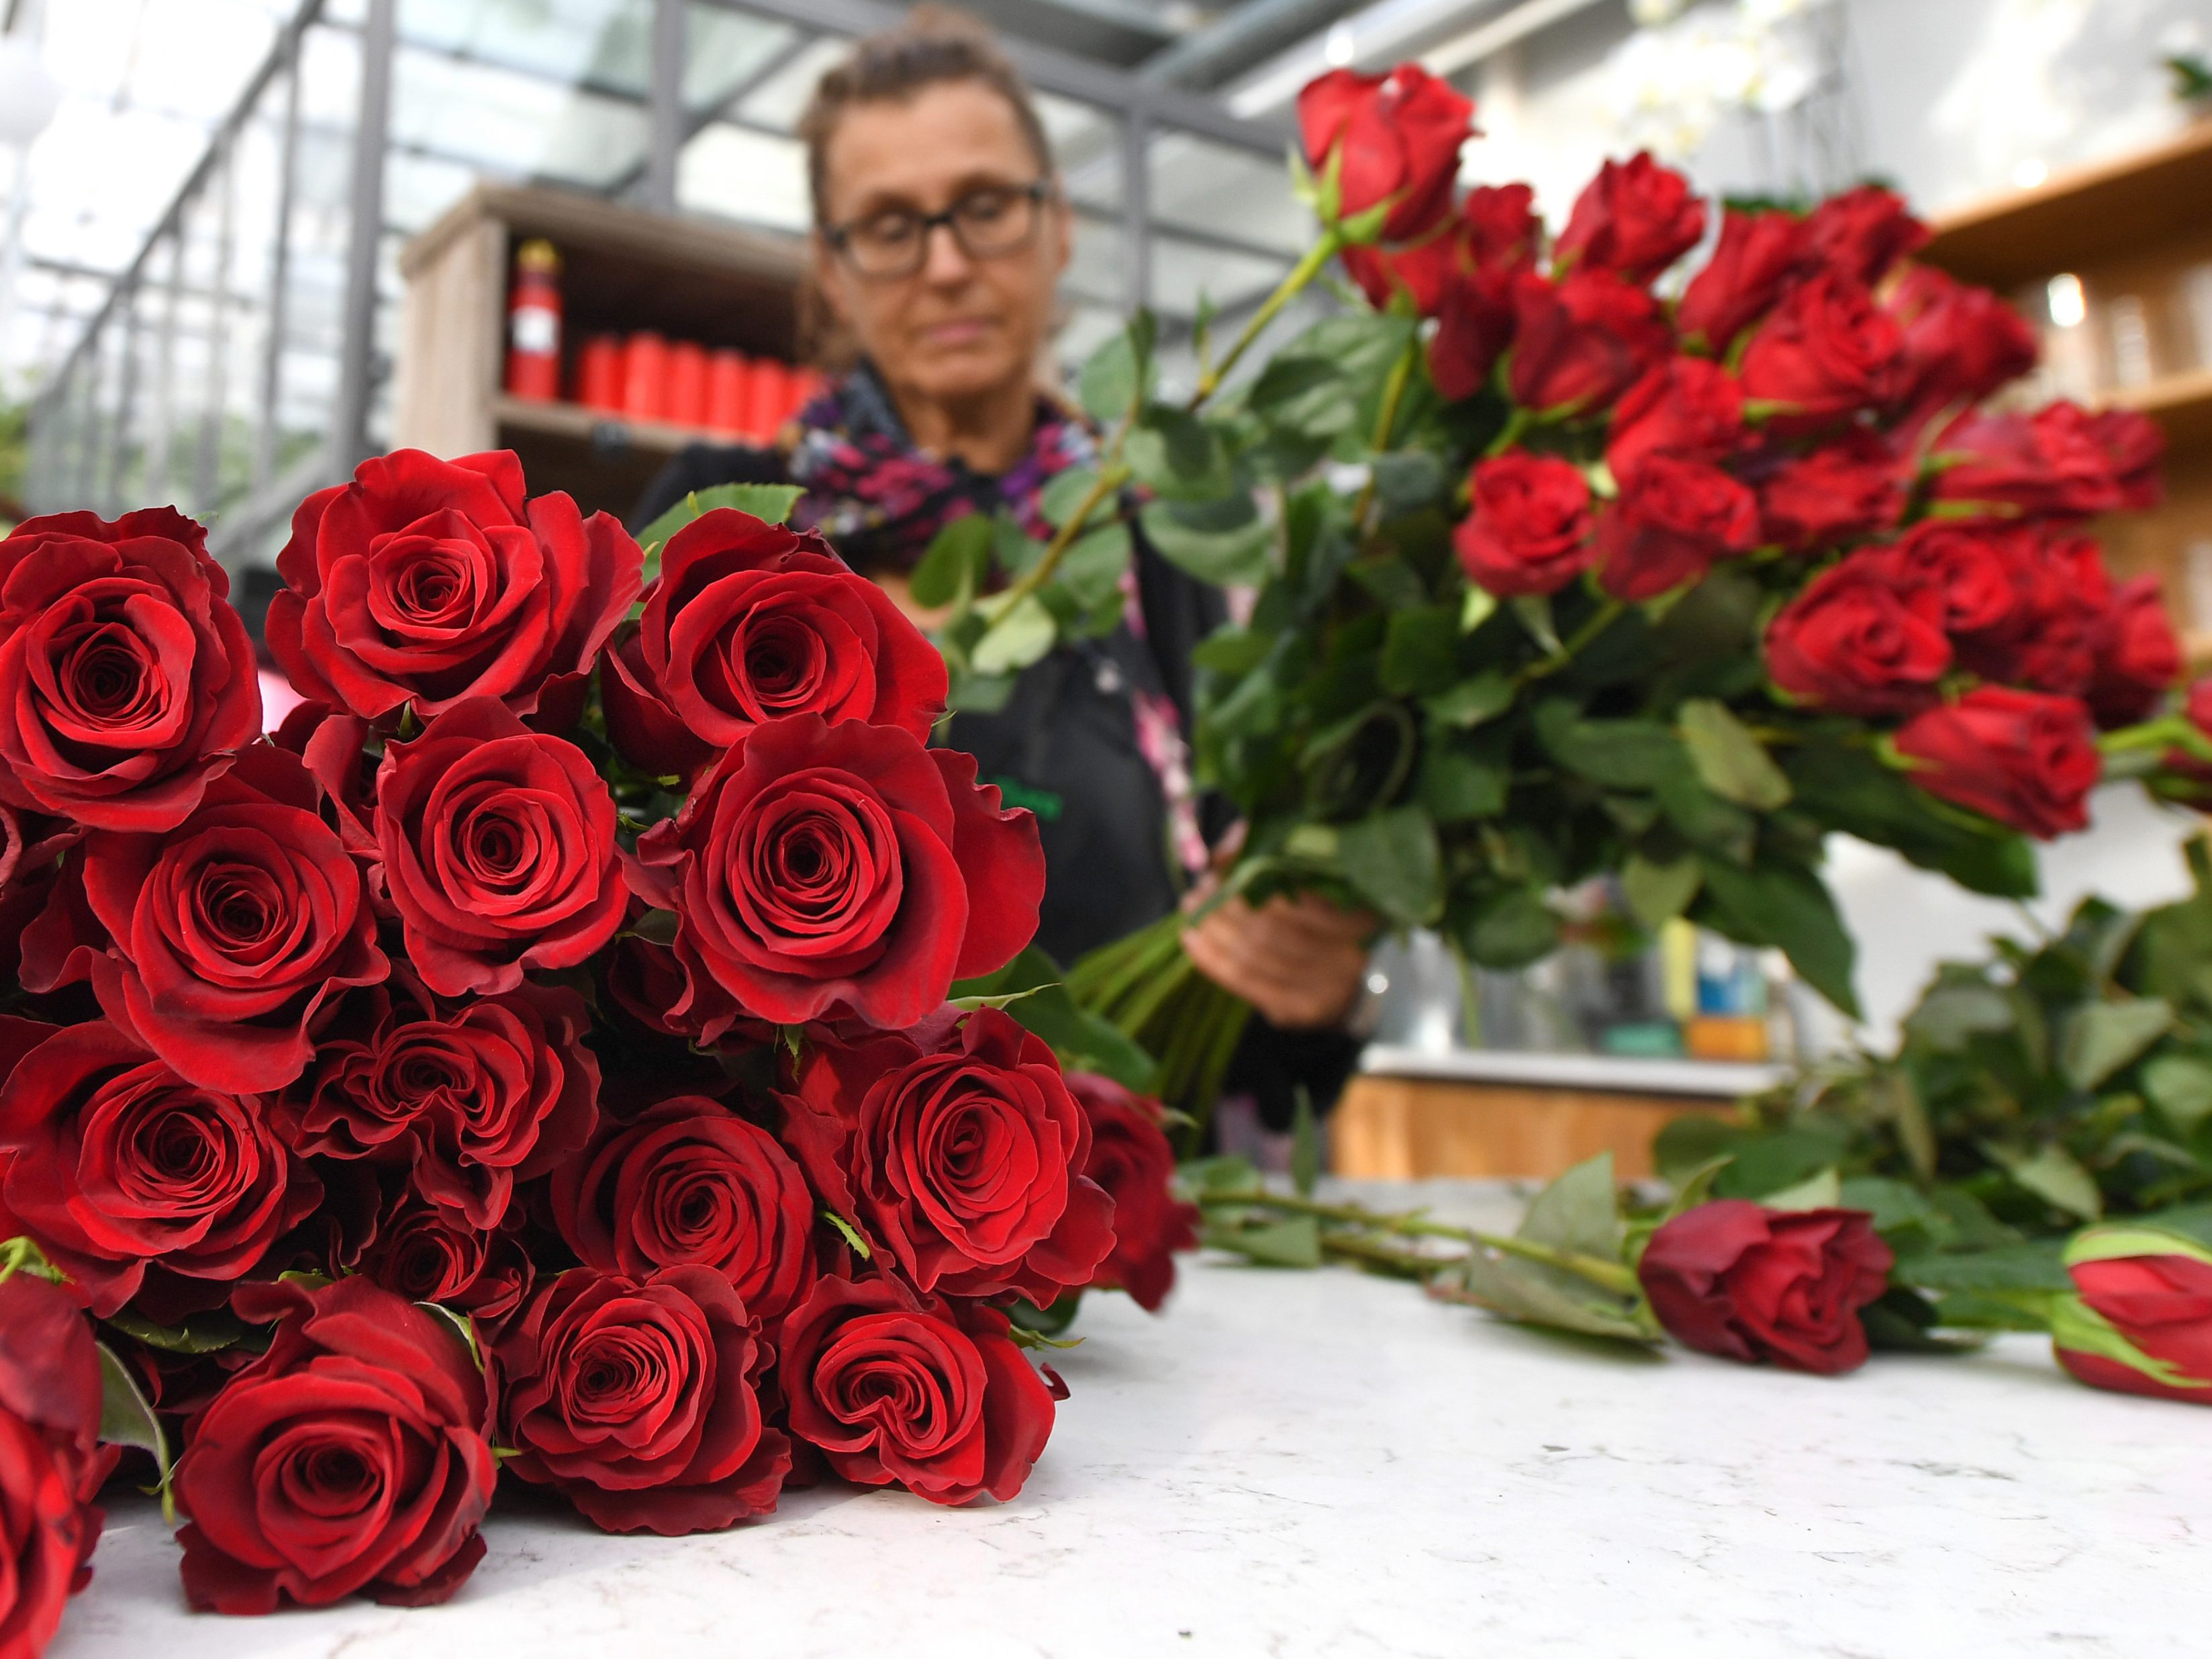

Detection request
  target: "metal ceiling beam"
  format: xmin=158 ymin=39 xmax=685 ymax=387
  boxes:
xmin=1137 ymin=0 xmax=1359 ymax=89
xmin=1421 ymin=0 xmax=1615 ymax=77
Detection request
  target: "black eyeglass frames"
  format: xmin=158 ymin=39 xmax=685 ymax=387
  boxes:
xmin=824 ymin=181 xmax=1054 ymax=279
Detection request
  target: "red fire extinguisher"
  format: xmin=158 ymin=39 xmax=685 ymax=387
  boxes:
xmin=506 ymin=238 xmax=563 ymax=401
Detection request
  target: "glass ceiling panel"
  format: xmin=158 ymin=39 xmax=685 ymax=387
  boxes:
xmin=683 ymin=5 xmax=799 ymax=113
xmin=732 ymin=35 xmax=851 ymax=133
xmin=677 ymin=124 xmax=810 ymax=233
xmin=395 ymin=0 xmax=654 ymax=98
xmin=1148 ymin=132 xmax=1309 ymax=258
xmin=389 ymin=46 xmax=651 ymax=189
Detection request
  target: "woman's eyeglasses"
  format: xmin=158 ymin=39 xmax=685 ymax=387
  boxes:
xmin=824 ymin=181 xmax=1053 ymax=280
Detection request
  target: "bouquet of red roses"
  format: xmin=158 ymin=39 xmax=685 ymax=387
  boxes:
xmin=0 ymin=454 xmax=1197 ymax=1646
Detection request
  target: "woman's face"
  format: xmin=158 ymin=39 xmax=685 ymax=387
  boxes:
xmin=814 ymin=81 xmax=1070 ymax=411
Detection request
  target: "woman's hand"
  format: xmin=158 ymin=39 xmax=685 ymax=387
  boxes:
xmin=1181 ymin=890 xmax=1376 ymax=1031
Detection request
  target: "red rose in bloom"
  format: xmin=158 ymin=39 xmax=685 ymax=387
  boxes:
xmin=1675 ymin=207 xmax=1806 ymax=352
xmin=0 ymin=1272 xmax=115 ymax=1659
xmin=268 ymin=448 xmax=642 ymax=724
xmin=1428 ymin=267 xmax=1520 ymax=401
xmin=1296 ymin=65 xmax=1474 ymax=242
xmin=491 ymin=1266 xmax=789 ymax=1535
xmin=1935 ymin=402 xmax=2165 ymax=517
xmin=1639 ymin=1200 xmax=1891 ymax=1374
xmin=2056 ymin=1249 xmax=2212 ymax=1405
xmin=1895 ymin=686 xmax=2101 ymax=838
xmin=1345 ymin=183 xmax=1537 ymax=314
xmin=550 ymin=1096 xmax=816 ymax=1323
xmin=375 ymin=696 xmax=626 ymax=997
xmin=1067 ymin=1072 xmax=1198 ymax=1313
xmin=1453 ymin=451 xmax=1594 ymax=598
xmin=175 ymin=1276 xmax=495 ymax=1611
xmin=630 ymin=714 xmax=1043 ymax=1037
xmin=1765 ymin=551 xmax=1952 ymax=716
xmin=2088 ymin=576 xmax=2182 ymax=728
xmin=353 ymin=1190 xmax=535 ymax=1333
xmin=1988 ymin=532 xmax=2113 ymax=697
xmin=1594 ymin=455 xmax=1758 ymax=602
xmin=1887 ymin=265 xmax=2037 ymax=430
xmin=778 ymin=1273 xmax=1055 ymax=1506
xmin=1801 ymin=184 xmax=1927 ymax=285
xmin=1881 ymin=520 xmax=2034 ymax=639
xmin=1604 ymin=357 xmax=1744 ymax=485
xmin=0 ymin=1021 xmax=320 ymax=1315
xmin=1553 ymin=152 xmax=1705 ymax=283
xmin=0 ymin=507 xmax=259 ymax=832
xmin=1739 ymin=269 xmax=1905 ymax=429
xmin=19 ymin=743 xmax=386 ymax=1094
xmin=1755 ymin=432 xmax=1907 ymax=551
xmin=781 ymin=1009 xmax=1114 ymax=1305
xmin=1506 ymin=269 xmax=1670 ymax=416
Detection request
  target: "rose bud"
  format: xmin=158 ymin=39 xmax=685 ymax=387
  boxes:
xmin=374 ymin=696 xmax=627 ymax=998
xmin=1800 ymin=183 xmax=1928 ymax=285
xmin=1452 ymin=450 xmax=1594 ymax=598
xmin=777 ymin=1273 xmax=1056 ymax=1506
xmin=0 ymin=506 xmax=260 ymax=833
xmin=1894 ymin=686 xmax=2101 ymax=839
xmin=1674 ymin=207 xmax=1806 ymax=353
xmin=267 ymin=446 xmax=642 ymax=725
xmin=1754 ymin=431 xmax=1907 ymax=552
xmin=1552 ymin=152 xmax=1706 ymax=284
xmin=629 ymin=713 xmax=1044 ymax=1037
xmin=1067 ymin=1071 xmax=1200 ymax=1313
xmin=1739 ymin=269 xmax=1906 ymax=430
xmin=1933 ymin=401 xmax=2165 ymax=518
xmin=1428 ymin=265 xmax=1520 ymax=401
xmin=1637 ymin=1199 xmax=1892 ymax=1374
xmin=1887 ymin=265 xmax=2037 ymax=431
xmin=1764 ymin=551 xmax=1952 ymax=717
xmin=490 ymin=1265 xmax=790 ymax=1535
xmin=2052 ymin=1225 xmax=2212 ymax=1405
xmin=780 ymin=1008 xmax=1114 ymax=1306
xmin=1594 ymin=455 xmax=1758 ymax=602
xmin=1506 ymin=267 xmax=1671 ymax=416
xmin=1345 ymin=183 xmax=1538 ymax=315
xmin=175 ymin=1277 xmax=497 ymax=1611
xmin=2086 ymin=575 xmax=2180 ymax=729
xmin=1604 ymin=357 xmax=1744 ymax=485
xmin=1296 ymin=64 xmax=1474 ymax=242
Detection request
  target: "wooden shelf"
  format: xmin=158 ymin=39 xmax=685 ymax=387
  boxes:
xmin=2109 ymin=365 xmax=2212 ymax=455
xmin=491 ymin=393 xmax=752 ymax=457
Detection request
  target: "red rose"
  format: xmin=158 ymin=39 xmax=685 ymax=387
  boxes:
xmin=1553 ymin=152 xmax=1705 ymax=283
xmin=0 ymin=1272 xmax=115 ymax=1659
xmin=2089 ymin=576 xmax=2181 ymax=728
xmin=1453 ymin=450 xmax=1594 ymax=598
xmin=1755 ymin=432 xmax=1907 ymax=551
xmin=271 ymin=700 xmax=379 ymax=857
xmin=1887 ymin=265 xmax=2037 ymax=430
xmin=1345 ymin=183 xmax=1537 ymax=314
xmin=267 ymin=448 xmax=642 ymax=724
xmin=1894 ymin=686 xmax=2101 ymax=838
xmin=1637 ymin=1200 xmax=1892 ymax=1374
xmin=1067 ymin=1072 xmax=1198 ymax=1313
xmin=780 ymin=1009 xmax=1114 ymax=1305
xmin=374 ymin=696 xmax=626 ymax=997
xmin=2056 ymin=1247 xmax=2212 ymax=1405
xmin=175 ymin=1276 xmax=495 ymax=1611
xmin=629 ymin=714 xmax=1043 ymax=1037
xmin=1764 ymin=551 xmax=1952 ymax=716
xmin=777 ymin=1273 xmax=1055 ymax=1506
xmin=1880 ymin=520 xmax=2035 ymax=640
xmin=1739 ymin=269 xmax=1905 ymax=428
xmin=1802 ymin=184 xmax=1927 ymax=285
xmin=1427 ymin=266 xmax=1519 ymax=401
xmin=1674 ymin=207 xmax=1806 ymax=352
xmin=550 ymin=1095 xmax=816 ymax=1323
xmin=0 ymin=1021 xmax=321 ymax=1316
xmin=0 ymin=804 xmax=70 ymax=984
xmin=1982 ymin=532 xmax=2113 ymax=697
xmin=490 ymin=1265 xmax=790 ymax=1535
xmin=1506 ymin=269 xmax=1670 ymax=416
xmin=1935 ymin=402 xmax=2164 ymax=517
xmin=0 ymin=507 xmax=260 ymax=833
xmin=1604 ymin=357 xmax=1744 ymax=485
xmin=1594 ymin=455 xmax=1758 ymax=602
xmin=599 ymin=620 xmax=716 ymax=782
xmin=352 ymin=1189 xmax=535 ymax=1333
xmin=1296 ymin=65 xmax=1474 ymax=242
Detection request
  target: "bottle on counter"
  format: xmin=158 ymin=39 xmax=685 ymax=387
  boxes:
xmin=504 ymin=238 xmax=563 ymax=402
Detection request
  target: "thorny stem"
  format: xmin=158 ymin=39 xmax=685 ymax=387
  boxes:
xmin=1351 ymin=332 xmax=1423 ymax=530
xmin=1188 ymin=229 xmax=1344 ymax=408
xmin=996 ymin=457 xmax=1131 ymax=610
xmin=1519 ymin=597 xmax=1627 ymax=685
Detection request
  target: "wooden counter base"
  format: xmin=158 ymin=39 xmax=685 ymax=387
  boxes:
xmin=1330 ymin=1074 xmax=1731 ymax=1181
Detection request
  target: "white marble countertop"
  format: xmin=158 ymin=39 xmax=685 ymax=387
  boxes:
xmin=1357 ymin=1044 xmax=1786 ymax=1098
xmin=53 ymin=1183 xmax=2212 ymax=1659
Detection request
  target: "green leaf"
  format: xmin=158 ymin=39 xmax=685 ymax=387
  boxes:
xmin=1434 ymin=1249 xmax=1659 ymax=1343
xmin=2144 ymin=1053 xmax=2212 ymax=1133
xmin=1698 ymin=857 xmax=1860 ymax=1018
xmin=1460 ymin=585 xmax=1498 ymax=633
xmin=971 ymin=594 xmax=1057 ymax=675
xmin=1622 ymin=853 xmax=1700 ymax=928
xmin=1994 ymin=1143 xmax=2104 ymax=1222
xmin=418 ymin=1302 xmax=483 ymax=1368
xmin=909 ymin=513 xmax=994 ymax=608
xmin=1712 ymin=1122 xmax=1852 ymax=1199
xmin=1860 ymin=1286 xmax=1988 ymax=1353
xmin=1369 ymin=450 xmax=1447 ymax=515
xmin=2062 ymin=997 xmax=2173 ymax=1090
xmin=1897 ymin=1240 xmax=2070 ymax=1294
xmin=102 ymin=1307 xmax=246 ymax=1355
xmin=97 ymin=1341 xmax=173 ymax=1523
xmin=1191 ymin=625 xmax=1271 ymax=676
xmin=1079 ymin=326 xmax=1149 ymax=424
xmin=1125 ymin=406 xmax=1233 ymax=502
xmin=1379 ymin=606 xmax=1459 ymax=696
xmin=1903 ymin=981 xmax=2016 ymax=1049
xmin=1249 ymin=356 xmax=1354 ymax=440
xmin=635 ymin=483 xmax=802 ymax=579
xmin=1291 ymin=1086 xmax=1320 ymax=1198
xmin=1460 ymin=886 xmax=1559 ymax=969
xmin=1678 ymin=699 xmax=1791 ymax=810
xmin=953 ymin=946 xmax=1159 ymax=1093
xmin=1041 ymin=467 xmax=1102 ymax=529
xmin=1425 ymin=672 xmax=1513 ymax=728
xmin=1056 ymin=521 xmax=1135 ymax=610
xmin=1140 ymin=497 xmax=1273 ymax=585
xmin=1510 ymin=594 xmax=1562 ymax=654
xmin=1421 ymin=745 xmax=1507 ymax=822
xmin=1206 ymin=1213 xmax=1323 ymax=1268
xmin=1519 ymin=1153 xmax=1623 ymax=1260
xmin=1534 ymin=702 xmax=1684 ymax=790
xmin=1758 ymin=1167 xmax=1842 ymax=1211
xmin=1337 ymin=806 xmax=1441 ymax=926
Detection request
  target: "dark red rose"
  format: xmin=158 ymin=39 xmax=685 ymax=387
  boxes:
xmin=1345 ymin=183 xmax=1537 ymax=314
xmin=1427 ymin=266 xmax=1520 ymax=401
xmin=550 ymin=1095 xmax=816 ymax=1323
xmin=1894 ymin=686 xmax=2101 ymax=838
xmin=352 ymin=1187 xmax=535 ymax=1332
xmin=490 ymin=1265 xmax=789 ymax=1535
xmin=1755 ymin=431 xmax=1908 ymax=551
xmin=2089 ymin=576 xmax=2182 ymax=728
xmin=19 ymin=743 xmax=386 ymax=1094
xmin=175 ymin=1276 xmax=495 ymax=1612
xmin=1887 ymin=265 xmax=2037 ymax=430
xmin=780 ymin=1009 xmax=1114 ymax=1305
xmin=270 ymin=700 xmax=379 ymax=857
xmin=1506 ymin=268 xmax=1670 ymax=416
xmin=1980 ymin=532 xmax=2113 ymax=697
xmin=603 ymin=930 xmax=698 ymax=1040
xmin=1594 ymin=455 xmax=1758 ymax=602
xmin=629 ymin=714 xmax=1043 ymax=1038
xmin=1296 ymin=65 xmax=1474 ymax=242
xmin=267 ymin=448 xmax=642 ymax=724
xmin=1934 ymin=402 xmax=2165 ymax=517
xmin=1604 ymin=357 xmax=1744 ymax=485
xmin=599 ymin=619 xmax=716 ymax=783
xmin=0 ymin=804 xmax=70 ymax=984
xmin=1739 ymin=270 xmax=1905 ymax=429
xmin=0 ymin=1272 xmax=115 ymax=1659
xmin=0 ymin=1021 xmax=321 ymax=1315
xmin=0 ymin=507 xmax=260 ymax=833
xmin=777 ymin=1273 xmax=1055 ymax=1506
xmin=1674 ymin=207 xmax=1806 ymax=352
xmin=1638 ymin=1200 xmax=1891 ymax=1374
xmin=1553 ymin=152 xmax=1705 ymax=283
xmin=374 ymin=696 xmax=626 ymax=997
xmin=1453 ymin=450 xmax=1594 ymax=598
xmin=1880 ymin=520 xmax=2035 ymax=640
xmin=1765 ymin=549 xmax=1952 ymax=716
xmin=1801 ymin=184 xmax=1927 ymax=285
xmin=1067 ymin=1072 xmax=1198 ymax=1313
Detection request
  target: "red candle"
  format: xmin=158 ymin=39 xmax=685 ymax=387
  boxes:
xmin=667 ymin=340 xmax=709 ymax=428
xmin=575 ymin=334 xmax=622 ymax=410
xmin=708 ymin=350 xmax=750 ymax=434
xmin=622 ymin=332 xmax=669 ymax=422
xmin=743 ymin=359 xmax=789 ymax=440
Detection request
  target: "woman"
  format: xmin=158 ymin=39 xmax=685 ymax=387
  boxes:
xmin=637 ymin=9 xmax=1373 ymax=1126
